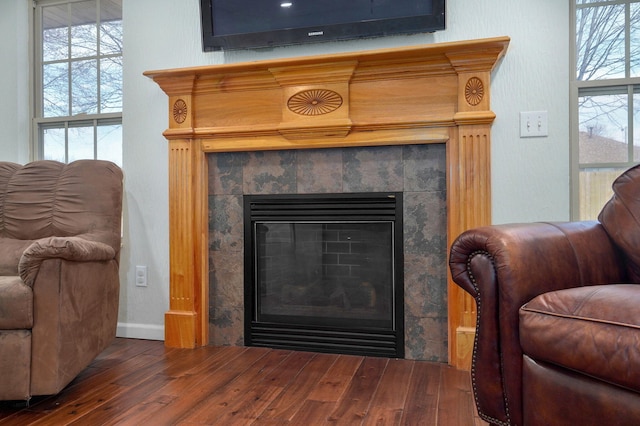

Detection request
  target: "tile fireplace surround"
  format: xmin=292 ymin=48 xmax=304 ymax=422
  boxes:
xmin=145 ymin=36 xmax=510 ymax=368
xmin=209 ymin=144 xmax=446 ymax=361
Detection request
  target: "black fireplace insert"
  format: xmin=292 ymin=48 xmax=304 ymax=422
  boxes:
xmin=244 ymin=192 xmax=404 ymax=357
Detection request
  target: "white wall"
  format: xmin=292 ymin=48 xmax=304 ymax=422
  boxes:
xmin=0 ymin=0 xmax=569 ymax=339
xmin=0 ymin=0 xmax=30 ymax=163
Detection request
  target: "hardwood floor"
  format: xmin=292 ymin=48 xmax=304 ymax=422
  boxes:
xmin=0 ymin=338 xmax=486 ymax=425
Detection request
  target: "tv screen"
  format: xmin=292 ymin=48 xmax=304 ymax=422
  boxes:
xmin=200 ymin=0 xmax=445 ymax=51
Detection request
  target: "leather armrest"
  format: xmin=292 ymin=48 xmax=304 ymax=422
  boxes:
xmin=449 ymin=220 xmax=627 ymax=426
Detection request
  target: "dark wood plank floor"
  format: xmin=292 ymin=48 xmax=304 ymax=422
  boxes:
xmin=0 ymin=338 xmax=486 ymax=425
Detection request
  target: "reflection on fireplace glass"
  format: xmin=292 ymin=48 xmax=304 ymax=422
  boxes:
xmin=255 ymin=221 xmax=394 ymax=330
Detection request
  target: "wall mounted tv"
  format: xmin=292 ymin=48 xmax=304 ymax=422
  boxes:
xmin=200 ymin=0 xmax=446 ymax=51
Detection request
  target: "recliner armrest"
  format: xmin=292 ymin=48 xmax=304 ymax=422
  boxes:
xmin=18 ymin=236 xmax=116 ymax=287
xmin=449 ymin=220 xmax=627 ymax=426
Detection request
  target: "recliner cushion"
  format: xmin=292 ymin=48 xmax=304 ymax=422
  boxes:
xmin=0 ymin=276 xmax=33 ymax=329
xmin=0 ymin=161 xmax=123 ymax=247
xmin=519 ymin=284 xmax=640 ymax=394
xmin=599 ymin=164 xmax=640 ymax=281
xmin=0 ymin=238 xmax=34 ymax=275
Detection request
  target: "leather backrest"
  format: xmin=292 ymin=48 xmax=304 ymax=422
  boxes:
xmin=0 ymin=160 xmax=123 ymax=249
xmin=598 ymin=164 xmax=640 ymax=282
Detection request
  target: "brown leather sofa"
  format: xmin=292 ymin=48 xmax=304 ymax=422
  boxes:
xmin=0 ymin=160 xmax=123 ymax=401
xmin=449 ymin=164 xmax=640 ymax=426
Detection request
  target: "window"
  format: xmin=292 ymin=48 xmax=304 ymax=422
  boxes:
xmin=572 ymin=0 xmax=640 ymax=219
xmin=34 ymin=0 xmax=122 ymax=167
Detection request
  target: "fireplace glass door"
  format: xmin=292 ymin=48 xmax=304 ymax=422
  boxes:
xmin=244 ymin=193 xmax=404 ymax=357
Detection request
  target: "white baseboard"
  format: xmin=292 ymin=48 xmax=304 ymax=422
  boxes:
xmin=116 ymin=322 xmax=164 ymax=341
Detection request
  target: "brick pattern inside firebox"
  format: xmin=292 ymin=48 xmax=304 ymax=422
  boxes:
xmin=208 ymin=144 xmax=447 ymax=361
xmin=257 ymin=222 xmax=393 ymax=318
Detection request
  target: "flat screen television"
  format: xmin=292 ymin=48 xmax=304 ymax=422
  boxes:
xmin=199 ymin=0 xmax=446 ymax=51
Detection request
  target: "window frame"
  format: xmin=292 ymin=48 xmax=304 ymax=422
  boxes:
xmin=570 ymin=0 xmax=640 ymax=220
xmin=32 ymin=0 xmax=122 ymax=165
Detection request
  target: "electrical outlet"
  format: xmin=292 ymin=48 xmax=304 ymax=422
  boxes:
xmin=135 ymin=265 xmax=148 ymax=287
xmin=520 ymin=111 xmax=548 ymax=138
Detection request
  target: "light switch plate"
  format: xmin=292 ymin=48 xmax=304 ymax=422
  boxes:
xmin=520 ymin=111 xmax=548 ymax=138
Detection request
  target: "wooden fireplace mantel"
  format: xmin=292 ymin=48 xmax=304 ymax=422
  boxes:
xmin=145 ymin=36 xmax=509 ymax=369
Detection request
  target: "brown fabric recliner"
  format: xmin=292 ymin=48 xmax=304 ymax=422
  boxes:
xmin=0 ymin=160 xmax=123 ymax=401
xmin=449 ymin=164 xmax=640 ymax=426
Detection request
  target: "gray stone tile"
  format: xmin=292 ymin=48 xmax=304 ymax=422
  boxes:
xmin=209 ymin=194 xmax=243 ymax=252
xmin=403 ymin=144 xmax=446 ymax=193
xmin=343 ymin=146 xmax=404 ymax=192
xmin=296 ymin=148 xmax=343 ymax=193
xmin=243 ymin=150 xmax=297 ymax=194
xmin=208 ymin=152 xmax=247 ymax=195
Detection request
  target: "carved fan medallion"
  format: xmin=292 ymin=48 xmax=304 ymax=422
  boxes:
xmin=464 ymin=77 xmax=485 ymax=106
xmin=173 ymin=99 xmax=188 ymax=124
xmin=287 ymin=89 xmax=343 ymax=116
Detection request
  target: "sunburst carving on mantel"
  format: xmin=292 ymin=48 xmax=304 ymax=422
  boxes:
xmin=464 ymin=77 xmax=484 ymax=106
xmin=173 ymin=99 xmax=188 ymax=124
xmin=287 ymin=89 xmax=343 ymax=116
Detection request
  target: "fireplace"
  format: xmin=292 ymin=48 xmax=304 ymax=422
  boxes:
xmin=145 ymin=37 xmax=510 ymax=368
xmin=244 ymin=193 xmax=404 ymax=357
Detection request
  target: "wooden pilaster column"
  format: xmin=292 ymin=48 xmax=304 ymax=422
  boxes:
xmin=155 ymin=75 xmax=209 ymax=348
xmin=446 ymin=44 xmax=504 ymax=368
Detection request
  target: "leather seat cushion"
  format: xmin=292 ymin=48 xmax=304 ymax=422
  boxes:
xmin=519 ymin=284 xmax=640 ymax=393
xmin=0 ymin=276 xmax=33 ymax=329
